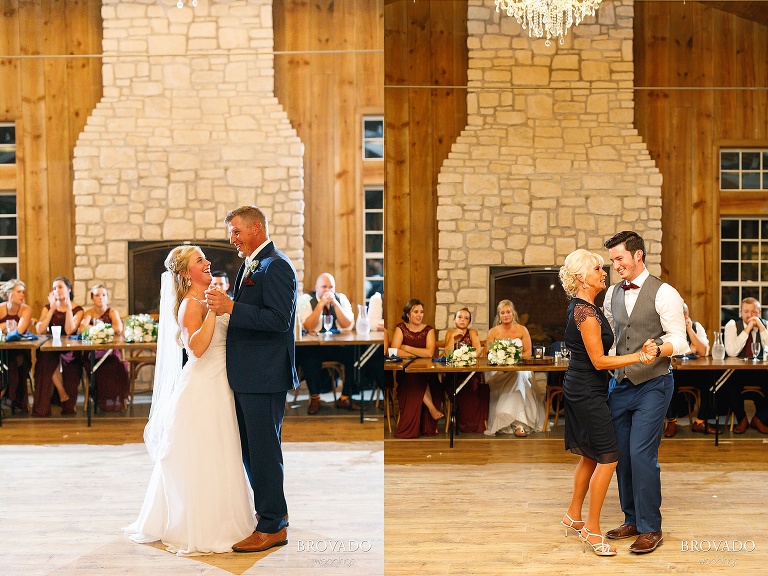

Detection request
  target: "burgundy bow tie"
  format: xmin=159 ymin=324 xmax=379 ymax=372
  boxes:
xmin=621 ymin=281 xmax=640 ymax=291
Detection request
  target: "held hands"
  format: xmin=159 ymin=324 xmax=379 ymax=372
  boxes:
xmin=638 ymin=339 xmax=658 ymax=364
xmin=204 ymin=286 xmax=233 ymax=316
xmin=318 ymin=291 xmax=336 ymax=309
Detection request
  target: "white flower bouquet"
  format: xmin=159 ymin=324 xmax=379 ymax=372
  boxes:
xmin=124 ymin=314 xmax=158 ymax=343
xmin=487 ymin=338 xmax=523 ymax=366
xmin=446 ymin=343 xmax=478 ymax=367
xmin=83 ymin=322 xmax=115 ymax=344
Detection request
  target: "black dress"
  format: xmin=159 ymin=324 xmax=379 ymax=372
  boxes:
xmin=563 ymin=299 xmax=619 ymax=464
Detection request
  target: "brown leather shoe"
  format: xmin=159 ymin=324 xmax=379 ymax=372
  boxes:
xmin=307 ymin=395 xmax=321 ymax=415
xmin=663 ymin=419 xmax=677 ymax=437
xmin=691 ymin=420 xmax=718 ymax=434
xmin=335 ymin=396 xmax=362 ymax=411
xmin=629 ymin=531 xmax=663 ymax=554
xmin=233 ymin=528 xmax=288 ymax=553
xmin=605 ymin=523 xmax=639 ymax=540
xmin=750 ymin=416 xmax=768 ymax=434
xmin=733 ymin=416 xmax=749 ymax=434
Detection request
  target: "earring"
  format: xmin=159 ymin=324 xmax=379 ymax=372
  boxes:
xmin=582 ymin=283 xmax=588 ymax=289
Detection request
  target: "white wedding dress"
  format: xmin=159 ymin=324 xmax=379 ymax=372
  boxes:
xmin=124 ymin=314 xmax=255 ymax=556
xmin=484 ymin=370 xmax=546 ymax=435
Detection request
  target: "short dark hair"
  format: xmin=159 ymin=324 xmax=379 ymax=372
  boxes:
xmin=401 ymin=299 xmax=424 ymax=323
xmin=53 ymin=276 xmax=74 ymax=299
xmin=604 ymin=230 xmax=646 ymax=262
xmin=211 ymin=271 xmax=229 ymax=281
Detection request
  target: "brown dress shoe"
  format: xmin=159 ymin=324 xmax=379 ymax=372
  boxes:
xmin=629 ymin=531 xmax=663 ymax=554
xmin=233 ymin=528 xmax=288 ymax=553
xmin=335 ymin=396 xmax=362 ymax=410
xmin=606 ymin=523 xmax=639 ymax=540
xmin=750 ymin=416 xmax=768 ymax=434
xmin=691 ymin=420 xmax=718 ymax=434
xmin=307 ymin=395 xmax=321 ymax=415
xmin=663 ymin=419 xmax=677 ymax=437
xmin=733 ymin=416 xmax=749 ymax=434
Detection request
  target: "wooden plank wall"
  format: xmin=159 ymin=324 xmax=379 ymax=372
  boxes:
xmin=273 ymin=0 xmax=384 ymax=306
xmin=0 ymin=0 xmax=103 ymax=314
xmin=635 ymin=2 xmax=768 ymax=333
xmin=383 ymin=0 xmax=468 ymax=332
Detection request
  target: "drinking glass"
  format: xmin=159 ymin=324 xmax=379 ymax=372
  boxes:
xmin=322 ymin=314 xmax=334 ymax=336
xmin=751 ymin=340 xmax=762 ymax=360
xmin=560 ymin=342 xmax=570 ymax=360
xmin=6 ymin=319 xmax=17 ymax=333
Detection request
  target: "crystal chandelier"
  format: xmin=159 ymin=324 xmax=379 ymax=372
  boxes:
xmin=495 ymin=0 xmax=603 ymax=46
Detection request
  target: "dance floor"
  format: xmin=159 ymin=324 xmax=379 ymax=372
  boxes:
xmin=385 ymin=434 xmax=768 ymax=575
xmin=1 ymin=439 xmax=383 ymax=576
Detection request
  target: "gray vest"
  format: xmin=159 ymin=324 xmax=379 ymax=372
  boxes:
xmin=611 ymin=275 xmax=671 ymax=384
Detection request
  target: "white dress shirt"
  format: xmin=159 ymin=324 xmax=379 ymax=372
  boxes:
xmin=296 ymin=291 xmax=354 ymax=333
xmin=724 ymin=318 xmax=768 ymax=357
xmin=603 ymin=268 xmax=688 ymax=356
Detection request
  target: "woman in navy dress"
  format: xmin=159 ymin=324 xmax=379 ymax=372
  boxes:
xmin=558 ymin=249 xmax=657 ymax=556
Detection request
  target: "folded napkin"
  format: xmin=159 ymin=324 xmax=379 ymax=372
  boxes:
xmin=5 ymin=330 xmax=38 ymax=342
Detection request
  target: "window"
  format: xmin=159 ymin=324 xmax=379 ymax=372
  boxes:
xmin=362 ymin=116 xmax=383 ymax=160
xmin=720 ymin=149 xmax=768 ymax=191
xmin=363 ymin=186 xmax=383 ymax=302
xmin=0 ymin=123 xmax=15 ymax=164
xmin=0 ymin=193 xmax=19 ymax=282
xmin=720 ymin=217 xmax=768 ymax=327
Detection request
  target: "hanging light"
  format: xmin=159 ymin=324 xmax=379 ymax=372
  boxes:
xmin=177 ymin=0 xmax=199 ymax=7
xmin=495 ymin=0 xmax=602 ymax=46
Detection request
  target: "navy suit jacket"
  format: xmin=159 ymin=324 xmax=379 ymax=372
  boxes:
xmin=227 ymin=241 xmax=300 ymax=393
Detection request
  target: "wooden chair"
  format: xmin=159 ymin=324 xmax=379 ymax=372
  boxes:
xmin=382 ymin=329 xmax=399 ymax=433
xmin=291 ymin=361 xmax=344 ymax=403
xmin=728 ymin=385 xmax=765 ymax=430
xmin=676 ymin=385 xmax=700 ymax=424
xmin=544 ymin=341 xmax=565 ymax=428
xmin=125 ymin=347 xmax=156 ymax=411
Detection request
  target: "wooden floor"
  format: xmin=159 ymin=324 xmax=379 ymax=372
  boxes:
xmin=385 ymin=428 xmax=768 ymax=575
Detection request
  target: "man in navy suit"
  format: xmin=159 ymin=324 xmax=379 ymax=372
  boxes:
xmin=205 ymin=205 xmax=299 ymax=553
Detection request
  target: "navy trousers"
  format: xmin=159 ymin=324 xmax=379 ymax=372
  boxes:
xmin=608 ymin=373 xmax=674 ymax=534
xmin=234 ymin=390 xmax=289 ymax=534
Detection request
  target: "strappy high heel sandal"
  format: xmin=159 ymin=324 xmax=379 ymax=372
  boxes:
xmin=560 ymin=513 xmax=584 ymax=538
xmin=581 ymin=527 xmax=617 ymax=556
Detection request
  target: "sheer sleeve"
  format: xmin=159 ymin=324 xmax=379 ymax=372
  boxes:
xmin=574 ymin=303 xmax=601 ymax=330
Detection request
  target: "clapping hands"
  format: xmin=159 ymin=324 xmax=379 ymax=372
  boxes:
xmin=638 ymin=339 xmax=658 ymax=364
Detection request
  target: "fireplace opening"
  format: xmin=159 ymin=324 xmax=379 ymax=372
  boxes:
xmin=489 ymin=266 xmax=609 ymax=348
xmin=128 ymin=241 xmax=241 ymax=314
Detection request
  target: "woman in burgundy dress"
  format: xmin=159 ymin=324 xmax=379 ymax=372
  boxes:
xmin=80 ymin=284 xmax=130 ymax=412
xmin=391 ymin=299 xmax=443 ymax=438
xmin=0 ymin=279 xmax=34 ymax=412
xmin=444 ymin=308 xmax=488 ymax=433
xmin=33 ymin=277 xmax=84 ymax=416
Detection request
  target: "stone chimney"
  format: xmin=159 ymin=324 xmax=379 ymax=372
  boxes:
xmin=72 ymin=0 xmax=304 ymax=311
xmin=435 ymin=0 xmax=662 ymax=333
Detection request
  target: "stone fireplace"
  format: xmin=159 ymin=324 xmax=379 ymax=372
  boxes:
xmin=72 ymin=0 xmax=304 ymax=312
xmin=435 ymin=0 xmax=662 ymax=337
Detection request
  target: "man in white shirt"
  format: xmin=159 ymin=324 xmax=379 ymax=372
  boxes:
xmin=723 ymin=297 xmax=768 ymax=434
xmin=602 ymin=231 xmax=687 ymax=554
xmin=295 ymin=273 xmax=357 ymax=414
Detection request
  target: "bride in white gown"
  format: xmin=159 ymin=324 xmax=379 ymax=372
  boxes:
xmin=484 ymin=299 xmax=545 ymax=437
xmin=124 ymin=245 xmax=255 ymax=556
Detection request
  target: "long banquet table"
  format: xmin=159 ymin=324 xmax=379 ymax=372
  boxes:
xmin=402 ymin=357 xmax=568 ymax=447
xmin=39 ymin=335 xmax=157 ymax=427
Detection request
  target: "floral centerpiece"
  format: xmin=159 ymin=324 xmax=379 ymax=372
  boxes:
xmin=124 ymin=314 xmax=158 ymax=343
xmin=446 ymin=343 xmax=477 ymax=367
xmin=83 ymin=322 xmax=115 ymax=344
xmin=487 ymin=338 xmax=523 ymax=366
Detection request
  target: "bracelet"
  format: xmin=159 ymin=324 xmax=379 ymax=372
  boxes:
xmin=655 ymin=346 xmax=662 ymax=358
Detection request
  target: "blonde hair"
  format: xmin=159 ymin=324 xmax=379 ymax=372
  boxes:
xmin=494 ymin=299 xmax=519 ymax=326
xmin=224 ymin=205 xmax=269 ymax=237
xmin=164 ymin=245 xmax=200 ymax=343
xmin=559 ymin=249 xmax=605 ymax=299
xmin=2 ymin=278 xmax=25 ymax=300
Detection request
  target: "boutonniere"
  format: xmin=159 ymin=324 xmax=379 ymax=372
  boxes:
xmin=245 ymin=259 xmax=260 ymax=279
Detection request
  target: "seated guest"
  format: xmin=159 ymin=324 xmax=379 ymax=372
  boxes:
xmin=392 ymin=299 xmax=443 ymax=438
xmin=296 ymin=272 xmax=357 ymax=414
xmin=80 ymin=284 xmax=131 ymax=412
xmin=484 ymin=299 xmax=545 ymax=437
xmin=724 ymin=297 xmax=768 ymax=434
xmin=444 ymin=308 xmax=489 ymax=433
xmin=33 ymin=277 xmax=84 ymax=416
xmin=664 ymin=303 xmax=716 ymax=437
xmin=0 ymin=279 xmax=33 ymax=412
xmin=210 ymin=270 xmax=232 ymax=299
